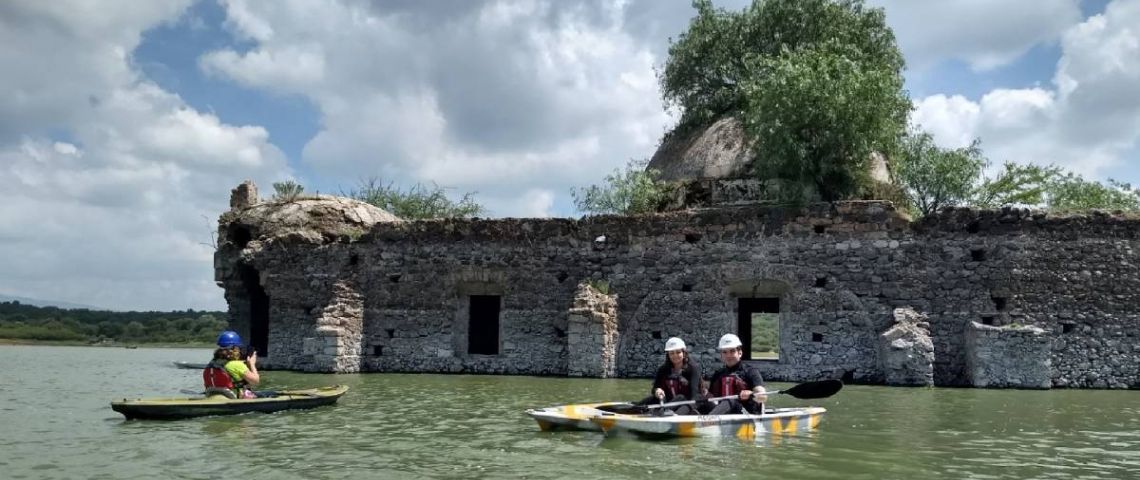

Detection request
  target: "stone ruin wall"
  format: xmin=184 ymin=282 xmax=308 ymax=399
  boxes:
xmin=215 ymin=196 xmax=1140 ymax=389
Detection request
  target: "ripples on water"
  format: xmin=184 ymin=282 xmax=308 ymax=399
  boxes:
xmin=0 ymin=346 xmax=1137 ymax=479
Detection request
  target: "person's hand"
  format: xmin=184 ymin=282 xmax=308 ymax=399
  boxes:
xmin=751 ymin=386 xmax=767 ymax=403
xmin=654 ymin=388 xmax=665 ymax=400
xmin=246 ymin=350 xmax=257 ymax=367
xmin=740 ymin=386 xmax=767 ymax=402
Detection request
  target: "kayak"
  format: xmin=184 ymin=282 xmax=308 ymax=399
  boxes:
xmin=525 ymin=402 xmax=640 ymax=431
xmin=172 ymin=361 xmax=207 ymax=369
xmin=111 ymin=385 xmax=349 ymax=420
xmin=589 ymin=407 xmax=826 ymax=440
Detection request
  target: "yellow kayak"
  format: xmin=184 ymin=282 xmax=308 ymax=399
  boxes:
xmin=111 ymin=385 xmax=349 ymax=420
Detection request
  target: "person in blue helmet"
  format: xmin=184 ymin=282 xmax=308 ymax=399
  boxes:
xmin=203 ymin=330 xmax=261 ymax=399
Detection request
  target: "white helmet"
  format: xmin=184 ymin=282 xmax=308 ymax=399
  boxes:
xmin=664 ymin=337 xmax=686 ymax=352
xmin=717 ymin=333 xmax=743 ymax=350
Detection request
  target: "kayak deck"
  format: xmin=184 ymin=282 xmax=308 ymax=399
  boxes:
xmin=111 ymin=385 xmax=349 ymax=420
xmin=525 ymin=402 xmax=640 ymax=431
xmin=589 ymin=407 xmax=826 ymax=440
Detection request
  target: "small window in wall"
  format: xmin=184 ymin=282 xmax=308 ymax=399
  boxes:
xmin=468 ymin=295 xmax=501 ymax=355
xmin=739 ymin=298 xmax=779 ymax=360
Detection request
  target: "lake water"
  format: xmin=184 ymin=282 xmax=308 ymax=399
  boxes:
xmin=1 ymin=345 xmax=1137 ymax=479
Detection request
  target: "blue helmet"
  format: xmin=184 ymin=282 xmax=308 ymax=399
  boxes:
xmin=217 ymin=330 xmax=242 ymax=348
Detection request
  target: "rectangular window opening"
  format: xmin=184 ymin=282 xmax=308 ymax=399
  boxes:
xmin=738 ymin=297 xmax=779 ymax=361
xmin=468 ymin=295 xmax=501 ymax=355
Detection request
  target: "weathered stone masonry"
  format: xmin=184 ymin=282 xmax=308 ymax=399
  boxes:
xmin=215 ymin=184 xmax=1140 ymax=389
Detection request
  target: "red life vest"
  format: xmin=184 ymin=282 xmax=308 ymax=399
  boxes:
xmin=665 ymin=375 xmax=687 ymax=398
xmin=714 ymin=374 xmax=749 ymax=397
xmin=203 ymin=360 xmax=244 ymax=398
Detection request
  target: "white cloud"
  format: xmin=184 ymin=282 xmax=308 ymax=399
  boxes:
xmin=0 ymin=0 xmax=292 ymax=310
xmin=913 ymin=0 xmax=1140 ymax=179
xmin=200 ymin=0 xmax=672 ymax=218
xmin=872 ymin=0 xmax=1083 ymax=71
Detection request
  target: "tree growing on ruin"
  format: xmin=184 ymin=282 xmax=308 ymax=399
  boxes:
xmin=272 ymin=180 xmax=305 ymax=201
xmin=1047 ymin=175 xmax=1140 ymax=211
xmin=894 ymin=130 xmax=1138 ymax=216
xmin=344 ymin=178 xmax=485 ymax=219
xmin=572 ymin=160 xmax=672 ymax=215
xmin=661 ymin=0 xmax=910 ymax=201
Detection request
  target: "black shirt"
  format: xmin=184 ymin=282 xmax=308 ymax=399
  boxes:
xmin=650 ymin=360 xmax=702 ymax=401
xmin=706 ymin=361 xmax=764 ymax=398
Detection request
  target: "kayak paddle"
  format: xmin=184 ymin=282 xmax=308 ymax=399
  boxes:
xmin=646 ymin=379 xmax=843 ymax=410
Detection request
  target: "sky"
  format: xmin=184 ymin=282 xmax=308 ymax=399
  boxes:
xmin=1 ymin=0 xmax=1137 ymax=311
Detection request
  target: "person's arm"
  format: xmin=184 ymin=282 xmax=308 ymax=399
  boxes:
xmin=740 ymin=367 xmax=766 ymax=402
xmin=652 ymin=365 xmax=668 ymax=399
xmin=242 ymin=351 xmax=260 ymax=385
xmin=687 ymin=363 xmax=702 ymax=400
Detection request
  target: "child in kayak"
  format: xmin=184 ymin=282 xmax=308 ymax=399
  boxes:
xmin=637 ymin=337 xmax=702 ymax=414
xmin=702 ymin=333 xmax=767 ymax=415
xmin=203 ymin=330 xmax=261 ymax=399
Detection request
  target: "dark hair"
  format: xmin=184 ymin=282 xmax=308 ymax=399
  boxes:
xmin=661 ymin=349 xmax=690 ymax=370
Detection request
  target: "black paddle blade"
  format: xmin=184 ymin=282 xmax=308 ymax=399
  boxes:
xmin=780 ymin=379 xmax=843 ymax=399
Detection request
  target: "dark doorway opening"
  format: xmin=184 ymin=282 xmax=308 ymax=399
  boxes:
xmin=239 ymin=265 xmax=270 ymax=357
xmin=738 ymin=297 xmax=780 ymax=360
xmin=468 ymin=295 xmax=501 ymax=355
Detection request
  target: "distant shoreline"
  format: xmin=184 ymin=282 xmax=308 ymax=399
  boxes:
xmin=0 ymin=338 xmax=213 ymax=348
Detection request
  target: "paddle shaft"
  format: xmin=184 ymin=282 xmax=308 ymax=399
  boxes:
xmin=180 ymin=389 xmax=308 ymax=397
xmin=646 ymin=379 xmax=843 ymax=409
xmin=647 ymin=393 xmax=756 ymax=409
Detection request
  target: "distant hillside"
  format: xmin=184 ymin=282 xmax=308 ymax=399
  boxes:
xmin=0 ymin=301 xmax=228 ymax=344
xmin=0 ymin=294 xmax=105 ymax=310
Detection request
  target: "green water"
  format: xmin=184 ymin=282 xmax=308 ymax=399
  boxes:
xmin=1 ymin=346 xmax=1137 ymax=479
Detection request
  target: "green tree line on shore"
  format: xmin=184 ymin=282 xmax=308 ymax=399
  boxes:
xmin=0 ymin=301 xmax=227 ymax=344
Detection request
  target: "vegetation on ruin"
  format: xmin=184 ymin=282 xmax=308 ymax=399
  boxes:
xmin=572 ymin=160 xmax=672 ymax=215
xmin=662 ymin=0 xmax=909 ymax=202
xmin=644 ymin=0 xmax=1139 ymax=215
xmin=272 ymin=180 xmax=306 ymax=201
xmin=344 ymin=178 xmax=485 ymax=219
xmin=895 ymin=131 xmax=1140 ymax=216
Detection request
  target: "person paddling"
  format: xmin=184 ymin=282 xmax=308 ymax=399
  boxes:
xmin=702 ymin=333 xmax=767 ymax=415
xmin=638 ymin=337 xmax=702 ymax=414
xmin=203 ymin=330 xmax=262 ymax=399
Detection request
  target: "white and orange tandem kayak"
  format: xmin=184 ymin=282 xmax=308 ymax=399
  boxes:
xmin=525 ymin=402 xmax=636 ymax=431
xmin=588 ymin=407 xmax=827 ymax=440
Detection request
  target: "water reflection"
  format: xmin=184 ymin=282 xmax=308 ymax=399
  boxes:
xmin=1 ymin=346 xmax=1138 ymax=480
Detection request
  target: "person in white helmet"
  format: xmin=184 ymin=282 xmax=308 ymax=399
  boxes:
xmin=636 ymin=336 xmax=703 ymax=414
xmin=702 ymin=333 xmax=767 ymax=415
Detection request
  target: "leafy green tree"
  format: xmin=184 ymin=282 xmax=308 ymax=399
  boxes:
xmin=973 ymin=162 xmax=1060 ymax=209
xmin=662 ymin=0 xmax=905 ymax=131
xmin=894 ymin=132 xmax=986 ymax=216
xmin=344 ymin=178 xmax=484 ymax=219
xmin=661 ymin=0 xmax=910 ymax=201
xmin=1048 ymin=175 xmax=1140 ymax=211
xmin=572 ymin=160 xmax=672 ymax=215
xmin=745 ymin=41 xmax=911 ymax=201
